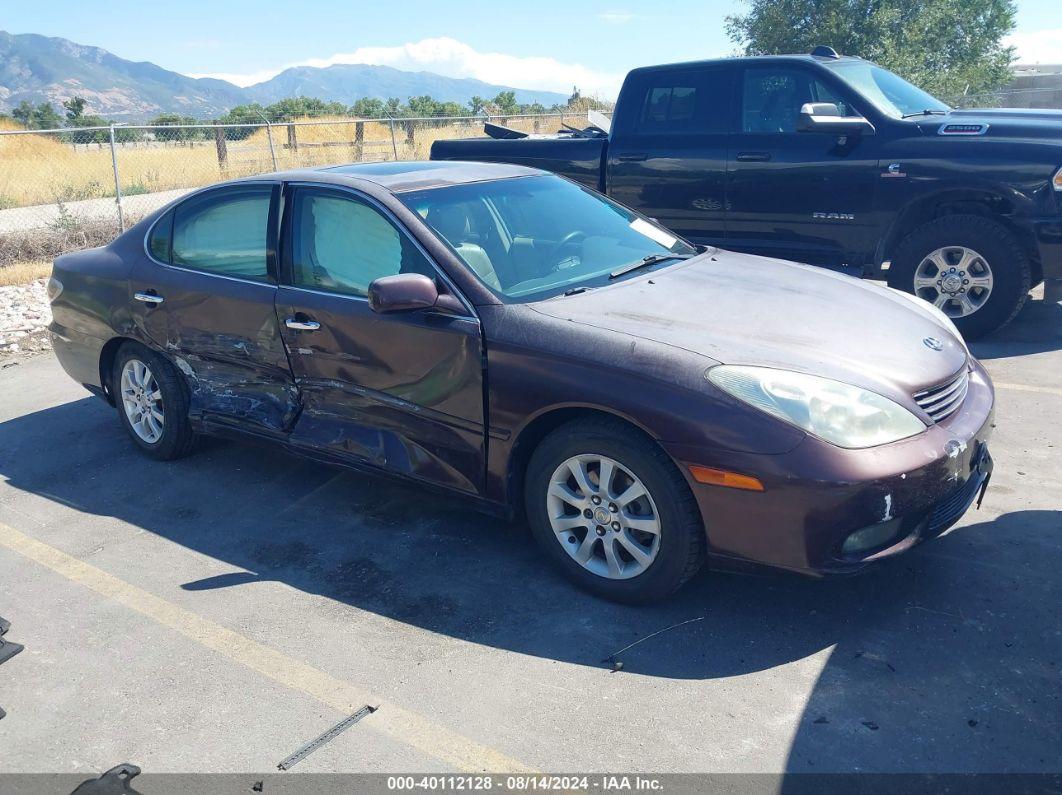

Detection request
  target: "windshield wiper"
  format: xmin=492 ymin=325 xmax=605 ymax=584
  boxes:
xmin=901 ymin=109 xmax=949 ymax=119
xmin=609 ymin=253 xmax=693 ymax=279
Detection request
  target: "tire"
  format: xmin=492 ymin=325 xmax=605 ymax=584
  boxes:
xmin=887 ymin=214 xmax=1031 ymax=340
xmin=112 ymin=342 xmax=196 ymax=460
xmin=524 ymin=417 xmax=705 ymax=604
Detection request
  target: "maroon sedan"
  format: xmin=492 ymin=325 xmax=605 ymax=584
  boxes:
xmin=47 ymin=161 xmax=994 ymax=603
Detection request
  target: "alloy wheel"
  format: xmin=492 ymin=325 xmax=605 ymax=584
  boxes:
xmin=546 ymin=454 xmax=661 ymax=580
xmin=120 ymin=358 xmax=165 ymax=444
xmin=913 ymin=246 xmax=994 ymax=318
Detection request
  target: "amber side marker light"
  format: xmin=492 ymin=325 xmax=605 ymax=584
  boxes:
xmin=688 ymin=465 xmax=765 ymax=492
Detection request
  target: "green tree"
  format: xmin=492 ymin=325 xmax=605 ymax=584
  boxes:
xmin=62 ymin=96 xmax=87 ymax=122
xmin=149 ymin=114 xmax=204 ymax=141
xmin=265 ymin=96 xmax=347 ymax=120
xmin=12 ymin=101 xmax=63 ymax=130
xmin=350 ymin=97 xmax=385 ymax=118
xmin=491 ymin=91 xmax=519 ymax=115
xmin=725 ymin=0 xmax=1016 ymax=99
xmin=467 ymin=95 xmax=488 ymax=115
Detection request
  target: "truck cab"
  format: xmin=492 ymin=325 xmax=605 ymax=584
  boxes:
xmin=432 ymin=49 xmax=1062 ymax=338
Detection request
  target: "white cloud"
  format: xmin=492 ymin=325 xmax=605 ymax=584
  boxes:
xmin=188 ymin=37 xmax=624 ymax=98
xmin=1005 ymin=28 xmax=1062 ymax=65
xmin=599 ymin=11 xmax=635 ymax=24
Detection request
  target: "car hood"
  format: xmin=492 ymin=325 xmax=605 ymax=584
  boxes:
xmin=530 ymin=251 xmax=968 ymax=398
xmin=927 ymin=108 xmax=1062 ymax=139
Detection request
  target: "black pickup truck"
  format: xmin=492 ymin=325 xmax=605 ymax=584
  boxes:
xmin=431 ymin=48 xmax=1062 ymax=338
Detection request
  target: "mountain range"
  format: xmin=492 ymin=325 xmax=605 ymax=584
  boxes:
xmin=0 ymin=31 xmax=568 ymax=119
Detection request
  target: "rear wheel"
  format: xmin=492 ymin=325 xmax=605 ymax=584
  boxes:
xmin=888 ymin=214 xmax=1031 ymax=340
xmin=113 ymin=343 xmax=196 ymax=460
xmin=524 ymin=418 xmax=704 ymax=603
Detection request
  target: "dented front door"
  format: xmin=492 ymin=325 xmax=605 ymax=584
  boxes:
xmin=275 ymin=184 xmax=485 ymax=494
xmin=131 ymin=183 xmax=299 ymax=434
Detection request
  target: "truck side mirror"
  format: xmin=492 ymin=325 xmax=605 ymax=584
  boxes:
xmin=797 ymin=102 xmax=875 ymax=136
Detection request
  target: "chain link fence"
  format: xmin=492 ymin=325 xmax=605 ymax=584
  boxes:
xmin=0 ymin=111 xmax=600 ymax=276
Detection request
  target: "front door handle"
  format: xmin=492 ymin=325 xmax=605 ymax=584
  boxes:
xmin=616 ymin=152 xmax=648 ymax=162
xmin=736 ymin=152 xmax=772 ymax=162
xmin=285 ymin=317 xmax=320 ymax=331
xmin=134 ymin=291 xmax=164 ymax=305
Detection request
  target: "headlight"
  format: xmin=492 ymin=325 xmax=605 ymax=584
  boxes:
xmin=707 ymin=365 xmax=925 ymax=449
xmin=1054 ymin=166 xmax=1062 ymax=192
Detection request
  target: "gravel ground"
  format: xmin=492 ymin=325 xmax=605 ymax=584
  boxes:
xmin=0 ymin=279 xmax=52 ymax=360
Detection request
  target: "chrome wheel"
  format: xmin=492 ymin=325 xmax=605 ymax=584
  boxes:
xmin=120 ymin=358 xmax=164 ymax=444
xmin=546 ymin=454 xmax=661 ymax=580
xmin=913 ymin=246 xmax=994 ymax=318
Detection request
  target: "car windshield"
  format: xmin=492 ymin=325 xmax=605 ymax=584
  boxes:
xmin=398 ymin=175 xmax=697 ymax=301
xmin=825 ymin=61 xmax=951 ymax=119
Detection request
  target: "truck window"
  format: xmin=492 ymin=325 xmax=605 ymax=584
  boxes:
xmin=635 ymin=69 xmax=730 ymax=134
xmin=742 ymin=68 xmax=856 ymax=133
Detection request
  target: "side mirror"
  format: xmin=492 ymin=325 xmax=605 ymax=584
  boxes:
xmin=797 ymin=102 xmax=875 ymax=136
xmin=368 ymin=273 xmax=464 ymax=314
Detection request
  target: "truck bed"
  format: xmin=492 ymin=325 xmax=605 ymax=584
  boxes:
xmin=429 ymin=135 xmax=607 ymax=192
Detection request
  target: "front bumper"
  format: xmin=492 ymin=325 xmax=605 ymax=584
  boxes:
xmin=1031 ymin=217 xmax=1062 ymax=281
xmin=663 ymin=360 xmax=995 ymax=575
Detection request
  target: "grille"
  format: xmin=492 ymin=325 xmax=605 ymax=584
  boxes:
xmin=914 ymin=367 xmax=970 ymax=423
xmin=926 ymin=469 xmax=983 ymax=535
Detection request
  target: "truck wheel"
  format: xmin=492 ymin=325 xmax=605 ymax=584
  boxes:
xmin=524 ymin=417 xmax=705 ymax=604
xmin=887 ymin=214 xmax=1031 ymax=340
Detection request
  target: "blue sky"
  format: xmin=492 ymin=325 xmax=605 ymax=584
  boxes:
xmin=5 ymin=0 xmax=1061 ymax=98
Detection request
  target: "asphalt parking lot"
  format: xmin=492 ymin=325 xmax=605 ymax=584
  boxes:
xmin=0 ymin=289 xmax=1059 ymax=779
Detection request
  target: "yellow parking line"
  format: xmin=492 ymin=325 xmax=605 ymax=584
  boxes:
xmin=0 ymin=519 xmax=534 ymax=773
xmin=993 ymin=382 xmax=1062 ymax=397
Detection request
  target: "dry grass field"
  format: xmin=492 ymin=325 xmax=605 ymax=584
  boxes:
xmin=0 ymin=114 xmax=584 ymax=210
xmin=0 ymin=113 xmax=589 ymax=284
xmin=0 ymin=260 xmax=51 ymax=287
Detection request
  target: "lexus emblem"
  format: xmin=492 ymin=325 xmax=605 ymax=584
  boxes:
xmin=923 ymin=337 xmax=944 ymax=351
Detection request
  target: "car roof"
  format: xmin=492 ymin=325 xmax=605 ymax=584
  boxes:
xmin=627 ymin=53 xmax=863 ymax=76
xmin=240 ymin=160 xmax=547 ymax=194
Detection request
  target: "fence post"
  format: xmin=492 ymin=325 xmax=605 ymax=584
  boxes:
xmin=404 ymin=120 xmax=416 ymax=155
xmin=388 ymin=117 xmax=399 ymax=160
xmin=108 ymin=125 xmax=125 ymax=234
xmin=287 ymin=123 xmax=298 ymax=154
xmin=213 ymin=122 xmax=228 ymax=172
xmin=264 ymin=121 xmax=278 ymax=170
xmin=354 ymin=121 xmax=364 ymax=161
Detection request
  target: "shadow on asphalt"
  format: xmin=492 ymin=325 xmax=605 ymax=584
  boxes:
xmin=0 ymin=395 xmax=1059 ymax=773
xmin=970 ymin=289 xmax=1062 ymax=360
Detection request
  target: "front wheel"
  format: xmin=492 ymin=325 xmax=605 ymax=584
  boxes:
xmin=887 ymin=214 xmax=1031 ymax=340
xmin=524 ymin=418 xmax=705 ymax=604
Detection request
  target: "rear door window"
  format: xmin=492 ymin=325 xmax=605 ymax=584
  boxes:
xmin=170 ymin=185 xmax=273 ymax=281
xmin=634 ymin=69 xmax=732 ymax=134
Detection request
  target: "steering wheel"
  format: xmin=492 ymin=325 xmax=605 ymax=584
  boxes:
xmin=550 ymin=230 xmax=586 ymax=263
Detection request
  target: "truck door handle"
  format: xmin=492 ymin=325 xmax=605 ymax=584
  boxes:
xmin=134 ymin=291 xmax=164 ymax=305
xmin=736 ymin=152 xmax=772 ymax=162
xmin=616 ymin=152 xmax=648 ymax=162
xmin=285 ymin=317 xmax=320 ymax=331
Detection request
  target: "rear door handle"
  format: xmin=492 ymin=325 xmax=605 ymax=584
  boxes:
xmin=285 ymin=317 xmax=320 ymax=331
xmin=616 ymin=152 xmax=648 ymax=162
xmin=736 ymin=152 xmax=772 ymax=162
xmin=134 ymin=291 xmax=164 ymax=305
